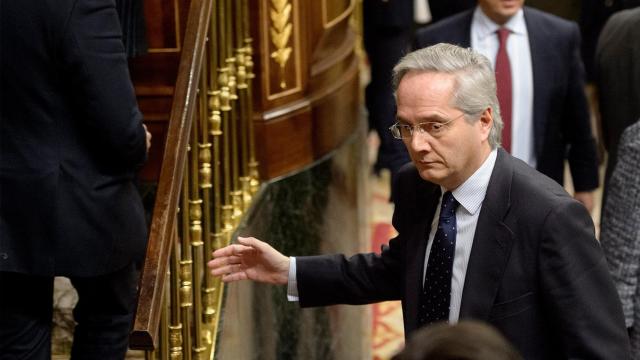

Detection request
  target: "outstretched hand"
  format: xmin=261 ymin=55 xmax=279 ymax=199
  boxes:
xmin=207 ymin=236 xmax=290 ymax=285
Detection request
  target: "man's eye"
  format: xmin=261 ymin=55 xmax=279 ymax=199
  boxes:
xmin=399 ymin=125 xmax=412 ymax=134
xmin=430 ymin=123 xmax=444 ymax=132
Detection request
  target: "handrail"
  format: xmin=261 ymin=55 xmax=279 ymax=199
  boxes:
xmin=130 ymin=0 xmax=213 ymax=349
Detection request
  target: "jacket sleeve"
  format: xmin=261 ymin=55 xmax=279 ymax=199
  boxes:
xmin=539 ymin=199 xmax=631 ymax=359
xmin=295 ymin=165 xmax=422 ymax=307
xmin=563 ymin=22 xmax=599 ymax=192
xmin=61 ymin=0 xmax=147 ymax=170
xmin=296 ymin=206 xmax=407 ymax=307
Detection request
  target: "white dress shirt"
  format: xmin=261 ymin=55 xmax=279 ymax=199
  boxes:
xmin=423 ymin=149 xmax=497 ymax=323
xmin=471 ymin=7 xmax=536 ymax=167
xmin=288 ymin=150 xmax=498 ymax=316
xmin=415 ymin=0 xmax=432 ymax=24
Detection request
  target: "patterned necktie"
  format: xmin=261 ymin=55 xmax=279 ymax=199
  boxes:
xmin=418 ymin=191 xmax=459 ymax=327
xmin=495 ymin=27 xmax=512 ymax=153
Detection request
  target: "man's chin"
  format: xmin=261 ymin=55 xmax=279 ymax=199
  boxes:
xmin=417 ymin=168 xmax=444 ymax=185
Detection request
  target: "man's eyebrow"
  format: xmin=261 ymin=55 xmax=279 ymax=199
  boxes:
xmin=395 ymin=115 xmax=410 ymax=124
xmin=418 ymin=114 xmax=449 ymax=123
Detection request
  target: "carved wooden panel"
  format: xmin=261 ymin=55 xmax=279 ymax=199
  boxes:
xmin=251 ymin=0 xmax=308 ymax=110
xmin=250 ymin=0 xmax=360 ymax=179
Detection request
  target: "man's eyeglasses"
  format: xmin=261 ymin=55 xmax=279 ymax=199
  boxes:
xmin=389 ymin=113 xmax=466 ymax=140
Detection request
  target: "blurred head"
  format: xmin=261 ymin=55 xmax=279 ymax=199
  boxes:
xmin=477 ymin=0 xmax=525 ymax=25
xmin=391 ymin=44 xmax=502 ymax=190
xmin=392 ymin=321 xmax=522 ymax=360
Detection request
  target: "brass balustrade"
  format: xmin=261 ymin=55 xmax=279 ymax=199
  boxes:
xmin=131 ymin=0 xmax=258 ymax=358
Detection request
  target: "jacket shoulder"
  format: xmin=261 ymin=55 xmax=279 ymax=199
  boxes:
xmin=524 ymin=6 xmax=578 ymax=34
xmin=508 ymin=155 xmax=575 ymax=215
xmin=413 ymin=10 xmax=473 ymax=49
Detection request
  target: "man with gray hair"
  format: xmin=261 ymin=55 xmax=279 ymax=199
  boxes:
xmin=208 ymin=44 xmax=631 ymax=359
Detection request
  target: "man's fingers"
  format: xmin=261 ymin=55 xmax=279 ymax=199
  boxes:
xmin=209 ymin=263 xmax=232 ymax=276
xmin=221 ymin=272 xmax=248 ymax=282
xmin=237 ymin=236 xmax=264 ymax=249
xmin=209 ymin=263 xmax=243 ymax=277
xmin=212 ymin=244 xmax=254 ymax=258
xmin=207 ymin=255 xmax=242 ymax=270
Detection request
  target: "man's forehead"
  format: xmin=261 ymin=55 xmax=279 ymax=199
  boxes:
xmin=400 ymin=70 xmax=456 ymax=83
xmin=397 ymin=71 xmax=457 ymax=98
xmin=397 ymin=72 xmax=457 ymax=104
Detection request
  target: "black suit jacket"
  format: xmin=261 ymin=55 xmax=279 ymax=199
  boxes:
xmin=414 ymin=7 xmax=599 ymax=192
xmin=0 ymin=0 xmax=147 ymax=277
xmin=595 ymin=8 xmax=640 ymax=186
xmin=296 ymin=150 xmax=630 ymax=359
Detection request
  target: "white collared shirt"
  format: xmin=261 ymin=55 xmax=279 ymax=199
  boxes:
xmin=423 ymin=149 xmax=497 ymax=323
xmin=471 ymin=7 xmax=536 ymax=167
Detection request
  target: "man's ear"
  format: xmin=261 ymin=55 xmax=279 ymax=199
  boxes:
xmin=479 ymin=107 xmax=493 ymax=136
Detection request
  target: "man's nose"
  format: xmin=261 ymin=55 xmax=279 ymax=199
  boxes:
xmin=406 ymin=131 xmax=432 ymax=153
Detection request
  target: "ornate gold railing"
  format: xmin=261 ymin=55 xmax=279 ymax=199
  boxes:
xmin=130 ymin=0 xmax=257 ymax=358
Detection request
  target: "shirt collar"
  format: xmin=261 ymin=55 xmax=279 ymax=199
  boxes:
xmin=444 ymin=149 xmax=497 ymax=215
xmin=473 ymin=6 xmax=527 ymax=40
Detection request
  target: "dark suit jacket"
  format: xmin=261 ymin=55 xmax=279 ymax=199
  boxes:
xmin=595 ymin=7 xmax=640 ymax=187
xmin=296 ymin=149 xmax=630 ymax=359
xmin=580 ymin=0 xmax=640 ymax=81
xmin=363 ymin=0 xmax=413 ymax=31
xmin=0 ymin=0 xmax=148 ymax=277
xmin=413 ymin=7 xmax=599 ymax=192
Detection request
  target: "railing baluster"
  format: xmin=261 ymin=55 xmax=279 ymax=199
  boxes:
xmin=159 ymin=282 xmax=169 ymax=360
xmin=132 ymin=0 xmax=257 ymax=357
xmin=179 ymin=167 xmax=193 ymax=360
xmin=169 ymin=227 xmax=184 ymax=360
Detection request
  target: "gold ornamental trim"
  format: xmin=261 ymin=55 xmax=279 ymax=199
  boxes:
xmin=269 ymin=0 xmax=293 ymax=89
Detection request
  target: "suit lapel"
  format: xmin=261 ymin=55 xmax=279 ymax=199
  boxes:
xmin=524 ymin=7 xmax=551 ymax=159
xmin=404 ymin=179 xmax=440 ymax=333
xmin=459 ymin=149 xmax=515 ymax=320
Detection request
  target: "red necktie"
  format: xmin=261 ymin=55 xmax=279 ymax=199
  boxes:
xmin=495 ymin=28 xmax=512 ymax=153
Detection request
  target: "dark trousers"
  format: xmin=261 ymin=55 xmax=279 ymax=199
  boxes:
xmin=0 ymin=264 xmax=138 ymax=360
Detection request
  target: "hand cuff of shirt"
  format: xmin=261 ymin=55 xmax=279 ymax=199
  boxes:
xmin=287 ymin=256 xmax=299 ymax=301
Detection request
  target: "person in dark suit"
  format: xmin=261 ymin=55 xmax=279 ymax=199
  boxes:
xmin=579 ymin=0 xmax=640 ymax=82
xmin=414 ymin=0 xmax=599 ymax=212
xmin=208 ymin=44 xmax=631 ymax=359
xmin=427 ymin=0 xmax=476 ymax=24
xmin=595 ymin=7 xmax=640 ymax=194
xmin=363 ymin=0 xmax=413 ymax=180
xmin=0 ymin=0 xmax=150 ymax=358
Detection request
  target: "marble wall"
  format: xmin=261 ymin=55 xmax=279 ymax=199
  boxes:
xmin=215 ymin=123 xmax=371 ymax=359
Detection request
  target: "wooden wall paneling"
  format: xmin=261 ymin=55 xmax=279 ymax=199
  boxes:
xmin=255 ymin=104 xmax=314 ymax=178
xmin=311 ymin=56 xmax=359 ymax=157
xmin=250 ymin=0 xmax=360 ymax=180
xmin=130 ymin=0 xmax=191 ymax=182
xmin=322 ymin=0 xmax=352 ymax=28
